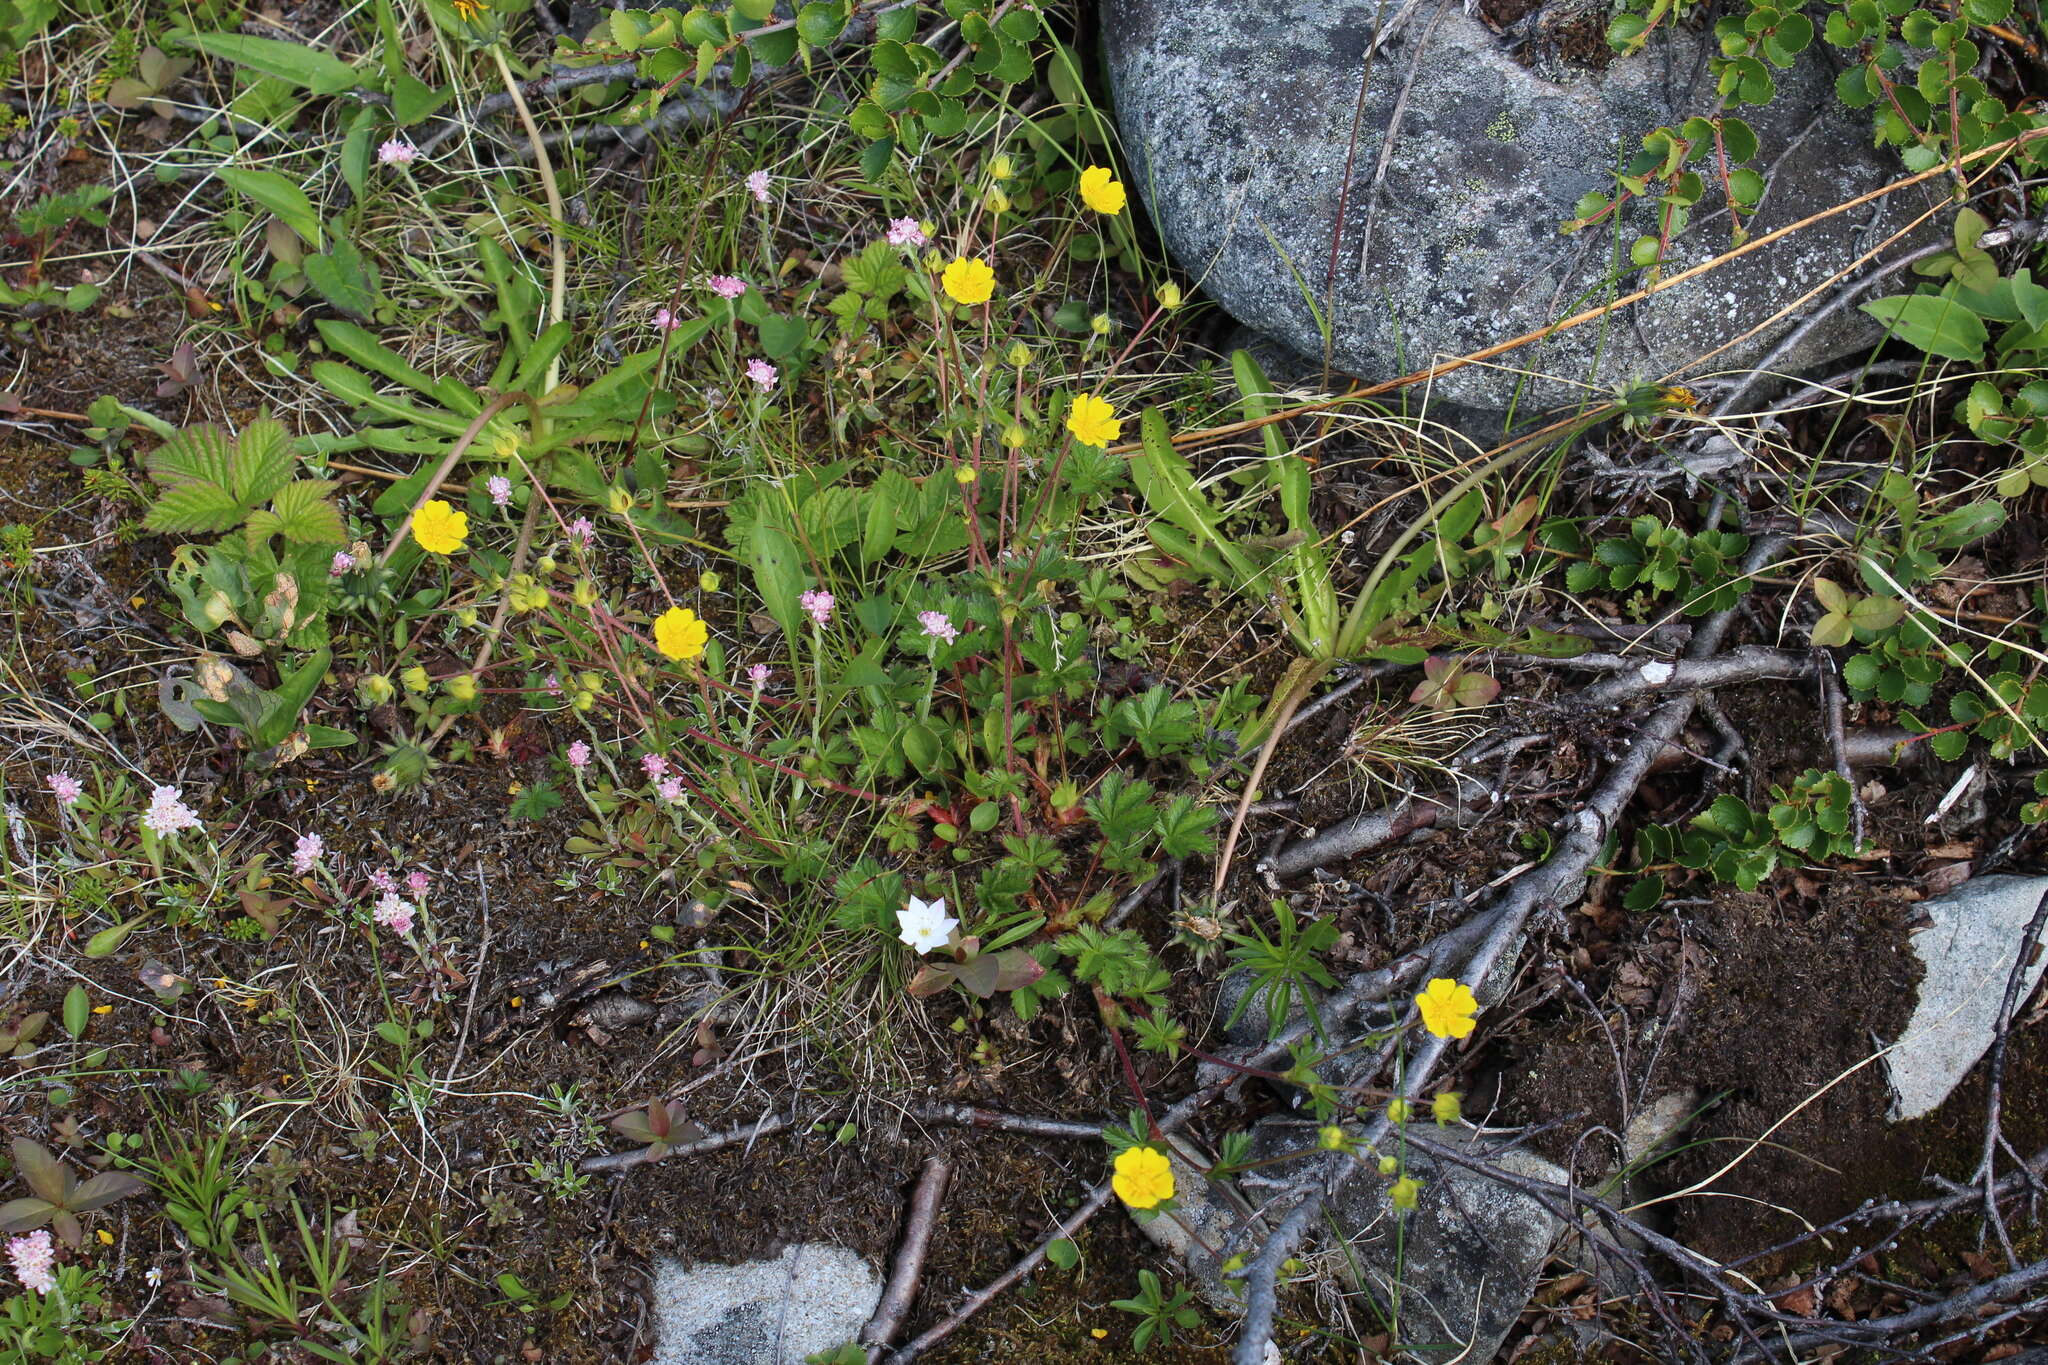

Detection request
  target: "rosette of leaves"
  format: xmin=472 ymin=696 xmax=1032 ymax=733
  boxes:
xmin=0 ymin=1139 xmax=145 ymax=1249
xmin=163 ymin=648 xmax=355 ymax=768
xmin=608 ymin=1099 xmax=702 ymax=1163
xmin=907 ymin=920 xmax=1046 ymax=1001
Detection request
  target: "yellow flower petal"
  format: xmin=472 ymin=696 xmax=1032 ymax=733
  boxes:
xmin=1078 ymin=165 xmax=1127 ymax=216
xmin=1414 ymin=977 xmax=1478 ymax=1039
xmin=1111 ymin=1144 xmax=1175 ymax=1210
xmin=411 ymin=499 xmax=469 ymax=556
xmin=653 ymin=606 xmax=709 ymax=661
xmin=1065 ymin=394 xmax=1121 ymax=448
xmin=941 ymin=257 xmax=996 ymax=306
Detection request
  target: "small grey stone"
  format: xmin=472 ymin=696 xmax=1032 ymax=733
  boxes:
xmin=1887 ymin=875 xmax=2048 ymax=1122
xmin=1103 ymin=1 xmax=1943 ymax=417
xmin=650 ymin=1243 xmax=881 ymax=1365
xmin=1245 ymin=1121 xmax=1567 ymax=1364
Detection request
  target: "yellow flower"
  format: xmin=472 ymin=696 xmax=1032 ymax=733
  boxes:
xmin=411 ymin=499 xmax=468 ymax=555
xmin=653 ymin=606 xmax=709 ymax=661
xmin=1432 ymin=1091 xmax=1463 ymax=1126
xmin=1078 ymin=165 xmax=1127 ymax=215
xmin=941 ymin=257 xmax=996 ymax=306
xmin=1111 ymin=1145 xmax=1175 ymax=1210
xmin=1390 ymin=1175 xmax=1423 ymax=1210
xmin=1065 ymin=394 xmax=1121 ymax=448
xmin=451 ymin=0 xmax=483 ymax=19
xmin=1415 ymin=977 xmax=1479 ymax=1039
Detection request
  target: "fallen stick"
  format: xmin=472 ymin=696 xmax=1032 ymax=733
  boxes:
xmin=883 ymin=1179 xmax=1118 ymax=1363
xmin=912 ymin=1104 xmax=1102 ymax=1140
xmin=862 ymin=1156 xmax=953 ymax=1359
xmin=579 ymin=1110 xmax=787 ymax=1172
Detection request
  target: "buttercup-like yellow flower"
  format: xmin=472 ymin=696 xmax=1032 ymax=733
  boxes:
xmin=1065 ymin=394 xmax=1121 ymax=448
xmin=653 ymin=606 xmax=709 ymax=661
xmin=1111 ymin=1145 xmax=1175 ymax=1210
xmin=1078 ymin=165 xmax=1127 ymax=215
xmin=411 ymin=499 xmax=468 ymax=555
xmin=941 ymin=257 xmax=996 ymax=306
xmin=1415 ymin=977 xmax=1479 ymax=1039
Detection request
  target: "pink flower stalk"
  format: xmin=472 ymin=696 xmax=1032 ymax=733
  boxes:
xmin=142 ymin=784 xmax=200 ymax=837
xmin=745 ymin=358 xmax=777 ymax=391
xmin=654 ymin=307 xmax=683 ymax=331
xmin=886 ymin=217 xmax=928 ymax=248
xmin=377 ymin=138 xmax=417 ymax=165
xmin=658 ymin=775 xmax=686 ymax=805
xmin=291 ymin=832 xmax=324 ymax=875
xmin=746 ymin=169 xmax=770 ymax=202
xmin=918 ymin=610 xmax=959 ymax=644
xmin=566 ymin=740 xmax=592 ymax=769
xmin=405 ymin=869 xmax=430 ymax=896
xmin=46 ymin=772 xmax=82 ymax=806
xmin=708 ymin=275 xmax=746 ymax=299
xmin=487 ymin=475 xmax=512 ymax=507
xmin=330 ymin=549 xmax=356 ymax=576
xmin=641 ymin=753 xmax=669 ymax=780
xmin=543 ymin=672 xmax=562 ymax=696
xmin=373 ymin=892 xmax=414 ymax=937
xmin=747 ymin=663 xmax=770 ymax=690
xmin=567 ymin=517 xmax=595 ymax=547
xmin=799 ymin=589 xmax=835 ymax=627
xmin=7 ymin=1230 xmax=55 ymax=1294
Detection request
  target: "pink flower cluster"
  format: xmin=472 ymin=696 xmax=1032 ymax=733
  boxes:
xmin=799 ymin=589 xmax=835 ymax=627
xmin=7 ymin=1230 xmax=54 ymax=1293
xmin=373 ymin=892 xmax=415 ymax=937
xmin=46 ymin=771 xmax=82 ymax=806
xmin=291 ymin=832 xmax=324 ymax=875
xmin=566 ymin=740 xmax=592 ymax=770
xmin=142 ymin=784 xmax=200 ymax=837
xmin=918 ymin=610 xmax=959 ymax=644
xmin=886 ymin=217 xmax=928 ymax=248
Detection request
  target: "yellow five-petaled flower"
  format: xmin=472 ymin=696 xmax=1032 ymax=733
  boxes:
xmin=1078 ymin=165 xmax=1127 ymax=216
xmin=941 ymin=257 xmax=996 ymax=306
xmin=1111 ymin=1144 xmax=1175 ymax=1210
xmin=653 ymin=606 xmax=709 ymax=661
xmin=1414 ymin=977 xmax=1479 ymax=1039
xmin=411 ymin=499 xmax=469 ymax=556
xmin=1065 ymin=394 xmax=1121 ymax=448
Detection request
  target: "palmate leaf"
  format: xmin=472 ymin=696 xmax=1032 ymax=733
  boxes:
xmin=245 ymin=479 xmax=345 ymax=546
xmin=144 ymin=419 xmax=297 ymax=534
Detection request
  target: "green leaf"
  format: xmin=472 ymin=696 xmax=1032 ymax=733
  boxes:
xmin=731 ymin=0 xmax=776 ymax=20
xmin=256 ymin=480 xmax=346 ymax=545
xmin=218 ymin=167 xmax=322 ymax=247
xmin=181 ymin=31 xmax=361 ymax=94
xmin=303 ymin=234 xmax=380 ymax=319
xmin=84 ymin=914 xmax=149 ymax=958
xmin=232 ymin=419 xmax=295 ymax=506
xmin=858 ymin=136 xmax=895 ymax=183
xmin=62 ymin=985 xmax=89 ymax=1040
xmin=795 ymin=1 xmax=845 ymax=43
xmin=746 ymin=522 xmax=806 ymax=642
xmin=389 ymin=72 xmax=450 ymax=124
xmin=1861 ymin=291 xmax=1989 ymax=362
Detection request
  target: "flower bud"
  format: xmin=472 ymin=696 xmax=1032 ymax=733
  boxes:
xmin=573 ymin=577 xmax=600 ymax=608
xmin=1386 ymin=1097 xmax=1412 ymax=1124
xmin=400 ymin=665 xmax=430 ymax=694
xmin=1432 ymin=1091 xmax=1462 ymax=1126
xmin=1390 ymin=1175 xmax=1422 ymax=1210
xmin=445 ymin=673 xmax=478 ymax=703
xmin=358 ymin=674 xmax=395 ymax=705
xmin=534 ymin=554 xmax=558 ymax=577
xmin=984 ymin=187 xmax=1011 ymax=214
xmin=456 ymin=607 xmax=480 ymax=629
xmin=1002 ymin=424 xmax=1028 ymax=449
xmin=698 ymin=570 xmax=722 ymax=593
xmin=1007 ymin=342 xmax=1031 ymax=369
xmin=1089 ymin=313 xmax=1112 ymax=336
xmin=1157 ymin=282 xmax=1183 ymax=310
xmin=989 ymin=153 xmax=1014 ymax=181
xmin=577 ymin=671 xmax=604 ymax=694
xmin=1378 ymin=1155 xmax=1399 ymax=1175
xmin=954 ymin=465 xmax=977 ymax=485
xmin=1318 ymin=1125 xmax=1347 ymax=1151
xmin=572 ymin=688 xmax=596 ymax=712
xmin=607 ymin=486 xmax=634 ymax=514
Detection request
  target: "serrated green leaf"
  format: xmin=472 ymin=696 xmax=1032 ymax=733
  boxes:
xmin=233 ymin=419 xmax=295 ymax=506
xmin=263 ymin=480 xmax=346 ymax=545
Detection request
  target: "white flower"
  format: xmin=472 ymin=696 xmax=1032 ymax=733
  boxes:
xmin=141 ymin=784 xmax=200 ymax=837
xmin=896 ymin=895 xmax=958 ymax=955
xmin=145 ymin=1265 xmax=163 ymax=1289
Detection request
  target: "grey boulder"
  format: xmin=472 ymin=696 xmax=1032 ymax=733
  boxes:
xmin=1103 ymin=1 xmax=1942 ymax=413
xmin=650 ymin=1243 xmax=881 ymax=1365
xmin=1887 ymin=874 xmax=2048 ymax=1122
